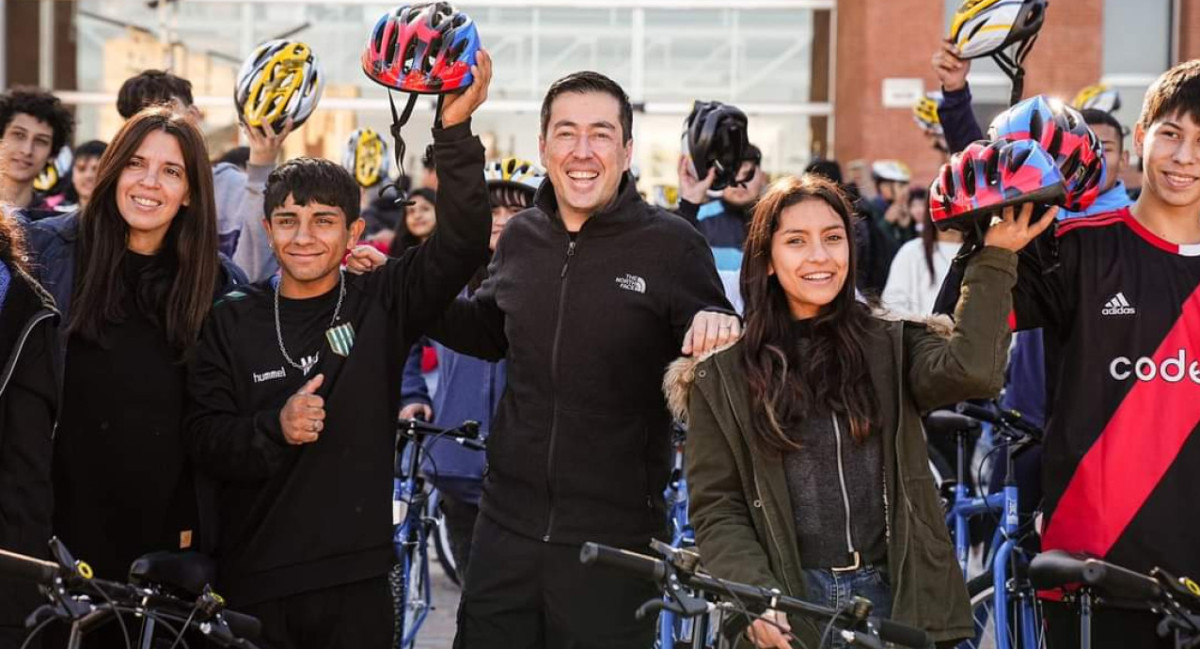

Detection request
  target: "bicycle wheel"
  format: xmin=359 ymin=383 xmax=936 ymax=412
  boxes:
xmin=957 ymin=575 xmax=1044 ymax=649
xmin=429 ymin=491 xmax=461 ymax=587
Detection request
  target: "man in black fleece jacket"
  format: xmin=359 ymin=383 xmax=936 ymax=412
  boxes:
xmin=183 ymin=57 xmax=492 ymax=648
xmin=430 ymin=71 xmax=739 ymax=648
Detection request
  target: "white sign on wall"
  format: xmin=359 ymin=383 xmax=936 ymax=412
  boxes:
xmin=882 ymin=78 xmax=925 ymax=108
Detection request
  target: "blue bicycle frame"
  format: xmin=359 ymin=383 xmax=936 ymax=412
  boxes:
xmin=393 ymin=437 xmax=433 ymax=649
xmin=945 ymin=427 xmax=1039 ymax=649
xmin=658 ymin=426 xmax=716 ymax=649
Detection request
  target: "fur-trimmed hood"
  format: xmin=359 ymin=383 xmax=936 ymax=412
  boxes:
xmin=662 ymin=311 xmax=956 ymax=425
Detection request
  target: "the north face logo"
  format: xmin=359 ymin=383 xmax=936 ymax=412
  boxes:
xmin=1102 ymin=292 xmax=1136 ymax=316
xmin=615 ymin=274 xmax=646 ymax=294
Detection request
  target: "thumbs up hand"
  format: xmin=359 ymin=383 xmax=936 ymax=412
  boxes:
xmin=280 ymin=374 xmax=326 ymax=445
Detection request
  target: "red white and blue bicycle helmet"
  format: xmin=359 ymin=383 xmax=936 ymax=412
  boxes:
xmin=988 ymin=95 xmax=1105 ymax=213
xmin=361 ymin=2 xmax=482 ymax=203
xmin=362 ymin=2 xmax=481 ymax=94
xmin=930 ymin=138 xmax=1065 ymax=232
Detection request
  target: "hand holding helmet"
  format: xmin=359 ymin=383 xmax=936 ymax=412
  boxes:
xmin=983 ymin=201 xmax=1058 ymax=252
xmin=681 ymin=100 xmax=752 ymax=192
xmin=440 ymin=48 xmax=493 ymax=128
xmin=931 ymin=41 xmax=970 ymax=94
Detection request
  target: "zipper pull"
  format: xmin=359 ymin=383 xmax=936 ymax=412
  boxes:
xmin=560 ymin=240 xmax=577 ymax=278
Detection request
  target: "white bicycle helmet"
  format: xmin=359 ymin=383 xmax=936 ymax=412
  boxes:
xmin=484 ymin=158 xmax=546 ymax=194
xmin=235 ymin=39 xmax=324 ymax=130
xmin=949 ymin=0 xmax=1047 ymax=60
xmin=871 ymin=160 xmax=912 ymax=184
xmin=343 ymin=128 xmax=391 ymax=189
xmin=1072 ymin=83 xmax=1121 ymax=114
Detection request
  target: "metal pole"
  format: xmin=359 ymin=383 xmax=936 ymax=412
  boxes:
xmin=630 ymin=8 xmax=645 ymax=104
xmin=0 ymin=0 xmax=6 ymax=90
xmin=827 ymin=3 xmax=838 ymax=155
xmin=38 ymin=0 xmax=54 ymax=89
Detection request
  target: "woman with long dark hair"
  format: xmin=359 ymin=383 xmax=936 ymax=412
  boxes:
xmin=28 ymin=107 xmax=245 ymax=588
xmin=667 ymin=174 xmax=1051 ymax=648
xmin=0 ymin=204 xmax=60 ymax=649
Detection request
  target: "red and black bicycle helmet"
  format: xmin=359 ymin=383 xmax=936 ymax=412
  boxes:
xmin=930 ymin=139 xmax=1065 ymax=232
xmin=682 ymin=100 xmax=752 ymax=191
xmin=988 ymin=95 xmax=1105 ymax=213
xmin=362 ymin=2 xmax=480 ymax=94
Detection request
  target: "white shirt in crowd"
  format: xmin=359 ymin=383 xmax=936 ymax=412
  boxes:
xmin=881 ymin=238 xmax=962 ymax=317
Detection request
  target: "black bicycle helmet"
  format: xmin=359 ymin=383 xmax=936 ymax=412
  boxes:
xmin=681 ymin=100 xmax=751 ymax=191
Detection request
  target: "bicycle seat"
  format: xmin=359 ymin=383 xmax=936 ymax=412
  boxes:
xmin=924 ymin=410 xmax=982 ymax=437
xmin=128 ymin=551 xmax=217 ymax=598
xmin=1029 ymin=550 xmax=1162 ymax=602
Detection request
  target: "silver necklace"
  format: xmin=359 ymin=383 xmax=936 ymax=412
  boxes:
xmin=274 ymin=268 xmax=345 ymax=371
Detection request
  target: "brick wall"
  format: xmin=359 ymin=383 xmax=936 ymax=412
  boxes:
xmin=833 ymin=0 xmax=946 ymax=186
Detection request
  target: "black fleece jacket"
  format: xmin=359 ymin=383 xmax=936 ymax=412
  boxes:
xmin=430 ymin=173 xmax=732 ymax=548
xmin=0 ymin=266 xmax=59 ymax=640
xmin=183 ymin=121 xmax=489 ymax=607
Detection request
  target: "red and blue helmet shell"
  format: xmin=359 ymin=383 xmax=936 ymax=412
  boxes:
xmin=362 ymin=2 xmax=481 ymax=94
xmin=988 ymin=95 xmax=1105 ymax=213
xmin=930 ymin=139 xmax=1066 ymax=232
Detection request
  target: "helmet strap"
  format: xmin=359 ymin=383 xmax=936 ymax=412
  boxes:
xmin=387 ymin=90 xmax=421 ymax=206
xmin=992 ymin=50 xmax=1026 ymax=107
xmin=994 ymin=33 xmax=1038 ymax=107
xmin=385 ymin=91 xmax=448 ymax=206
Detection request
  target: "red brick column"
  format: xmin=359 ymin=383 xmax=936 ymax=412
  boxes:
xmin=1179 ymin=0 xmax=1200 ymax=63
xmin=833 ymin=0 xmax=947 ymax=185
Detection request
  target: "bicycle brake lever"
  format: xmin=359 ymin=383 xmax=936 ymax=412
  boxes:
xmin=635 ymin=598 xmax=671 ymax=620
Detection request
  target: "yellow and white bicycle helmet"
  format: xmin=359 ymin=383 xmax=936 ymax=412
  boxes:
xmin=913 ymin=92 xmax=943 ymax=135
xmin=235 ymin=39 xmax=324 ymax=130
xmin=484 ymin=158 xmax=546 ymax=194
xmin=342 ymin=128 xmax=391 ymax=189
xmin=950 ymin=0 xmax=1047 ymax=60
xmin=1072 ymin=83 xmax=1121 ymax=114
xmin=871 ymin=160 xmax=912 ymax=184
xmin=33 ymin=145 xmax=72 ymax=194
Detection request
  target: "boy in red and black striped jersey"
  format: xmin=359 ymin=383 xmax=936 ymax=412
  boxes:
xmin=1010 ymin=60 xmax=1200 ymax=647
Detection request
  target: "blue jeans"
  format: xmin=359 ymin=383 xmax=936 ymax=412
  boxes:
xmin=802 ymin=565 xmax=893 ymax=648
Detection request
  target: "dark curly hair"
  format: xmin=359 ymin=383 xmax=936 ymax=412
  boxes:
xmin=0 ymin=87 xmax=74 ymax=153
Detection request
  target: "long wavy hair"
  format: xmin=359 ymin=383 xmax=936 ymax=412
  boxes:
xmin=69 ymin=107 xmax=219 ymax=353
xmin=740 ymin=174 xmax=878 ymax=450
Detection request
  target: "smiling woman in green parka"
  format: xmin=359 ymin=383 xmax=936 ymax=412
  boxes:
xmin=665 ymin=174 xmax=1055 ymax=648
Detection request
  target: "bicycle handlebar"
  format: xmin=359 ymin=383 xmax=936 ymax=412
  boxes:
xmin=954 ymin=401 xmax=1043 ymax=441
xmin=0 ymin=544 xmax=262 ymax=648
xmin=397 ymin=418 xmax=481 ymax=440
xmin=579 ymin=542 xmax=931 ymax=649
xmin=0 ymin=548 xmax=64 ymax=583
xmin=1030 ymin=550 xmax=1163 ymax=602
xmin=579 ymin=543 xmax=667 ymax=582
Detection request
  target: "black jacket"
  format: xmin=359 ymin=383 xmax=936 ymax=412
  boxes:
xmin=25 ymin=211 xmax=249 ymax=379
xmin=183 ymin=121 xmax=489 ymax=607
xmin=430 ymin=173 xmax=732 ymax=548
xmin=0 ymin=264 xmax=60 ymax=645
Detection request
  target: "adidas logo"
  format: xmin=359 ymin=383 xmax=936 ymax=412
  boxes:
xmin=1102 ymin=292 xmax=1136 ymax=316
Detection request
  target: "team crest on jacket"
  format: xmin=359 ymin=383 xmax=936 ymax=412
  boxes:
xmin=326 ymin=322 xmax=355 ymax=357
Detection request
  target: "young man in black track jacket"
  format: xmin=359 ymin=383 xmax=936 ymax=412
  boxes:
xmin=183 ymin=58 xmax=493 ymax=649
